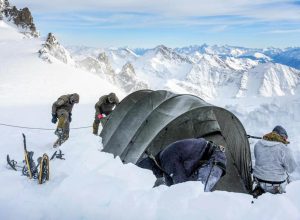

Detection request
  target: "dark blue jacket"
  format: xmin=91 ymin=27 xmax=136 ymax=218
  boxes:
xmin=159 ymin=138 xmax=223 ymax=184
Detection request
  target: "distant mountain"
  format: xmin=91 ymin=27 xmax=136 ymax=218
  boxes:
xmin=271 ymin=48 xmax=300 ymax=70
xmin=236 ymin=63 xmax=300 ymax=97
xmin=68 ymin=44 xmax=300 ymax=99
xmin=176 ymin=44 xmax=300 ymax=70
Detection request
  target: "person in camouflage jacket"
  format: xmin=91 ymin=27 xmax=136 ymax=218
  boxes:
xmin=93 ymin=93 xmax=119 ymax=135
xmin=52 ymin=93 xmax=80 ymax=142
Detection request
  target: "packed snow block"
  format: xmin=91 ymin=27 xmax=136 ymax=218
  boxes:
xmin=101 ymin=90 xmax=252 ymax=193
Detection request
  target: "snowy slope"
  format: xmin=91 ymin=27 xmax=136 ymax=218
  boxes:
xmin=0 ymin=20 xmax=23 ymax=41
xmin=0 ymin=19 xmax=300 ymax=220
xmin=236 ymin=63 xmax=300 ymax=98
xmin=0 ymin=21 xmax=123 ymax=105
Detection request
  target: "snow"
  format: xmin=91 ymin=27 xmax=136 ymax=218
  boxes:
xmin=0 ymin=20 xmax=300 ymax=220
xmin=236 ymin=63 xmax=300 ymax=98
xmin=0 ymin=20 xmax=24 ymax=41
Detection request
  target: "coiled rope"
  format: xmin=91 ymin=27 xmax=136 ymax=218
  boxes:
xmin=0 ymin=123 xmax=91 ymax=131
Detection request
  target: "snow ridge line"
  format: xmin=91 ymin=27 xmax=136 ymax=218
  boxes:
xmin=0 ymin=123 xmax=92 ymax=130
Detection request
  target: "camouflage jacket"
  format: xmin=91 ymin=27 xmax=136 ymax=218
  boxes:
xmin=95 ymin=94 xmax=119 ymax=116
xmin=52 ymin=94 xmax=76 ymax=115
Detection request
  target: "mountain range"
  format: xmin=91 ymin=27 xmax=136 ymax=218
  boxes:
xmin=1 ymin=0 xmax=300 ymax=100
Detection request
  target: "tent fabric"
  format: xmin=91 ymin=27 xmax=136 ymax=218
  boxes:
xmin=101 ymin=90 xmax=252 ymax=193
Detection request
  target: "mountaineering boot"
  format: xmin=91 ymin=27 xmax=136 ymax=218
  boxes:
xmin=53 ymin=128 xmax=64 ymax=148
xmin=251 ymin=185 xmax=265 ymax=198
xmin=53 ymin=128 xmax=69 ymax=148
xmin=93 ymin=122 xmax=99 ymax=135
xmin=55 ymin=128 xmax=63 ymax=137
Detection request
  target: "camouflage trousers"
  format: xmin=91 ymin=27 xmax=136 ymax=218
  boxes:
xmin=56 ymin=109 xmax=70 ymax=140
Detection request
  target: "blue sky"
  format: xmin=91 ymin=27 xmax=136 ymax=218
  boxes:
xmin=11 ymin=0 xmax=300 ymax=48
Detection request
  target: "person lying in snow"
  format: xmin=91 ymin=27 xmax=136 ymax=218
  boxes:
xmin=93 ymin=92 xmax=119 ymax=135
xmin=137 ymin=138 xmax=226 ymax=192
xmin=252 ymin=125 xmax=297 ymax=198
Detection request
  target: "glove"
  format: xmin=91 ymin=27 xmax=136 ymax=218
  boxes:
xmin=69 ymin=112 xmax=72 ymax=122
xmin=51 ymin=114 xmax=57 ymax=124
xmin=97 ymin=113 xmax=104 ymax=119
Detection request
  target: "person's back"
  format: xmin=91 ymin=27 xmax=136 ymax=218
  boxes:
xmin=93 ymin=92 xmax=119 ymax=135
xmin=138 ymin=138 xmax=226 ymax=191
xmin=252 ymin=125 xmax=296 ymax=196
xmin=253 ymin=139 xmax=295 ymax=182
xmin=159 ymin=138 xmax=210 ymax=179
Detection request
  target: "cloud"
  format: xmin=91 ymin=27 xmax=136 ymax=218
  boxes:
xmin=10 ymin=0 xmax=300 ymax=22
xmin=265 ymin=29 xmax=300 ymax=34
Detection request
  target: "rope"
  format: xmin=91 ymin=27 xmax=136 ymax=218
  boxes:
xmin=0 ymin=123 xmax=92 ymax=131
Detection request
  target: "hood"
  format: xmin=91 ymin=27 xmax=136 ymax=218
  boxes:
xmin=259 ymin=139 xmax=283 ymax=147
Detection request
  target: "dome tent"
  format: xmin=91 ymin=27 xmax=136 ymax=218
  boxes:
xmin=100 ymin=90 xmax=252 ymax=193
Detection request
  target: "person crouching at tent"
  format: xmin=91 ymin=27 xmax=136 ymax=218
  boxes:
xmin=137 ymin=138 xmax=226 ymax=192
xmin=252 ymin=125 xmax=297 ymax=198
xmin=93 ymin=93 xmax=119 ymax=135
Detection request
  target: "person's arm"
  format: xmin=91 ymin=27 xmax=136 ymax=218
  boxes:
xmin=52 ymin=97 xmax=66 ymax=114
xmin=282 ymin=146 xmax=297 ymax=174
xmin=115 ymin=96 xmax=120 ymax=105
xmin=171 ymin=162 xmax=189 ymax=184
xmin=95 ymin=96 xmax=106 ymax=115
xmin=95 ymin=101 xmax=101 ymax=115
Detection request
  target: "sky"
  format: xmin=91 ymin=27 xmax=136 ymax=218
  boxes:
xmin=10 ymin=0 xmax=300 ymax=49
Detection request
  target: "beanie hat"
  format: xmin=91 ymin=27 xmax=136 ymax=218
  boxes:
xmin=272 ymin=125 xmax=288 ymax=139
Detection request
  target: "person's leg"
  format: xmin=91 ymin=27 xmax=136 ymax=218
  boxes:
xmin=259 ymin=182 xmax=286 ymax=194
xmin=64 ymin=117 xmax=70 ymax=141
xmin=56 ymin=110 xmax=69 ymax=140
xmin=197 ymin=163 xmax=223 ymax=192
xmin=93 ymin=114 xmax=100 ymax=135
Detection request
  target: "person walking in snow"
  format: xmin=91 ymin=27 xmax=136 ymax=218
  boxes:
xmin=137 ymin=138 xmax=227 ymax=192
xmin=93 ymin=92 xmax=119 ymax=135
xmin=51 ymin=93 xmax=80 ymax=147
xmin=252 ymin=125 xmax=297 ymax=197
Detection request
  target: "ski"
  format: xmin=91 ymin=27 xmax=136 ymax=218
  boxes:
xmin=38 ymin=154 xmax=49 ymax=184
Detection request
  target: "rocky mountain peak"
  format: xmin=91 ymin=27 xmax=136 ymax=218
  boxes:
xmin=1 ymin=0 xmax=38 ymax=37
xmin=0 ymin=0 xmax=9 ymax=11
xmin=154 ymin=44 xmax=191 ymax=64
xmin=121 ymin=62 xmax=135 ymax=74
xmin=97 ymin=52 xmax=109 ymax=63
xmin=115 ymin=62 xmax=148 ymax=93
xmin=38 ymin=32 xmax=75 ymax=65
xmin=45 ymin=32 xmax=58 ymax=46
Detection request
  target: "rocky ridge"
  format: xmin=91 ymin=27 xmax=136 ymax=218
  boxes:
xmin=0 ymin=0 xmax=38 ymax=37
